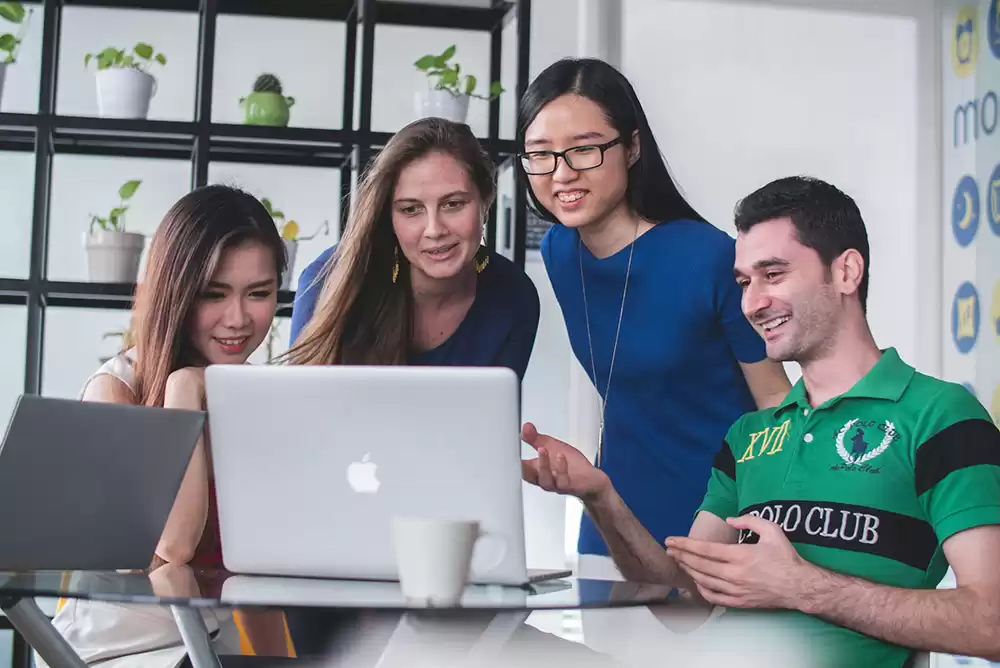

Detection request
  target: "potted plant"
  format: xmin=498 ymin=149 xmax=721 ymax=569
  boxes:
xmin=413 ymin=45 xmax=504 ymax=124
xmin=85 ymin=179 xmax=145 ymax=283
xmin=84 ymin=43 xmax=166 ymax=119
xmin=261 ymin=197 xmax=330 ymax=289
xmin=0 ymin=2 xmax=33 ymax=109
xmin=240 ymin=74 xmax=295 ymax=127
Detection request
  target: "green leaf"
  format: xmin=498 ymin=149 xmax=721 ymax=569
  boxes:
xmin=261 ymin=198 xmax=272 ymax=213
xmin=414 ymin=54 xmax=436 ymax=70
xmin=84 ymin=53 xmax=92 ymax=67
xmin=133 ymin=42 xmax=153 ymax=60
xmin=440 ymin=69 xmax=458 ymax=86
xmin=440 ymin=44 xmax=455 ymax=62
xmin=154 ymin=53 xmax=166 ymax=65
xmin=119 ymin=179 xmax=141 ymax=200
xmin=271 ymin=209 xmax=284 ymax=219
xmin=109 ymin=207 xmax=127 ymax=219
xmin=489 ymin=81 xmax=504 ymax=97
xmin=0 ymin=3 xmax=26 ymax=24
xmin=121 ymin=54 xmax=134 ymax=68
xmin=464 ymin=74 xmax=476 ymax=95
xmin=0 ymin=33 xmax=14 ymax=51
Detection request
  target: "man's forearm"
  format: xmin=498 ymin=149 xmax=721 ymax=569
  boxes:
xmin=583 ymin=488 xmax=684 ymax=585
xmin=798 ymin=564 xmax=1000 ymax=660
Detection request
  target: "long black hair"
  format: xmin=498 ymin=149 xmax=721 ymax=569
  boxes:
xmin=516 ymin=57 xmax=704 ymax=225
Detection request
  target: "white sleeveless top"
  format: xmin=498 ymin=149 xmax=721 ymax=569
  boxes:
xmin=78 ymin=349 xmax=138 ymax=399
xmin=35 ymin=351 xmax=239 ymax=668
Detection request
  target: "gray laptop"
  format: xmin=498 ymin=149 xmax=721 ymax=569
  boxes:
xmin=0 ymin=394 xmax=205 ymax=571
xmin=205 ymin=365 xmax=570 ymax=586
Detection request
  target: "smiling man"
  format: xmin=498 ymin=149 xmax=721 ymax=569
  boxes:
xmin=521 ymin=176 xmax=1000 ymax=667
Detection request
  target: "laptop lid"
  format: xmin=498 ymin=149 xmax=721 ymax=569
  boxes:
xmin=205 ymin=364 xmax=530 ymax=585
xmin=0 ymin=394 xmax=205 ymax=571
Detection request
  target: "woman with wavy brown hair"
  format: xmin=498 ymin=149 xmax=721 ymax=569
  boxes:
xmin=286 ymin=117 xmax=540 ymax=382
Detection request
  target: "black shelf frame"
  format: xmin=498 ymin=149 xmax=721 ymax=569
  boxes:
xmin=1 ymin=0 xmax=532 ymax=401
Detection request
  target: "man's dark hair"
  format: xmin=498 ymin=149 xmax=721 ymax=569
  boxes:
xmin=734 ymin=176 xmax=870 ymax=312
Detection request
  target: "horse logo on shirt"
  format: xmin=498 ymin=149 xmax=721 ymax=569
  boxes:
xmin=835 ymin=418 xmax=897 ymax=466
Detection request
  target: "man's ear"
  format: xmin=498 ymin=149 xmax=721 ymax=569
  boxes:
xmin=629 ymin=129 xmax=641 ymax=167
xmin=833 ymin=249 xmax=865 ymax=298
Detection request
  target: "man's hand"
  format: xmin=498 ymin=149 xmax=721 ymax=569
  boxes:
xmin=665 ymin=514 xmax=813 ymax=609
xmin=521 ymin=422 xmax=610 ymax=502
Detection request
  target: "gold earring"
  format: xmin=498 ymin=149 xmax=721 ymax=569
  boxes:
xmin=474 ymin=246 xmax=489 ymax=274
xmin=392 ymin=246 xmax=400 ymax=284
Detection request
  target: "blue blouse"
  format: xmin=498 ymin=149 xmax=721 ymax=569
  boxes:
xmin=289 ymin=246 xmax=541 ymax=381
xmin=542 ymin=219 xmax=767 ymax=555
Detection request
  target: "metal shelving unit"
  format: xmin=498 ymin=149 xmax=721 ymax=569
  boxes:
xmin=0 ymin=0 xmax=533 ymax=403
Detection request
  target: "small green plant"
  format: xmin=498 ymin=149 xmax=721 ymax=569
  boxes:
xmin=414 ymin=45 xmax=503 ymax=100
xmin=0 ymin=2 xmax=33 ymax=65
xmin=261 ymin=197 xmax=330 ymax=242
xmin=89 ymin=180 xmax=141 ymax=233
xmin=84 ymin=43 xmax=166 ymax=73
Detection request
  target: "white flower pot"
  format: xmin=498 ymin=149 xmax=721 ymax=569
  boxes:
xmin=0 ymin=63 xmax=7 ymax=111
xmin=95 ymin=69 xmax=157 ymax=120
xmin=85 ymin=230 xmax=145 ymax=283
xmin=282 ymin=239 xmax=297 ymax=290
xmin=414 ymin=90 xmax=470 ymax=124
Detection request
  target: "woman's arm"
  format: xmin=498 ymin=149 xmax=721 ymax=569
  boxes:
xmin=155 ymin=368 xmax=211 ymax=564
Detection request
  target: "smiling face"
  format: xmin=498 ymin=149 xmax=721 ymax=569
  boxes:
xmin=522 ymin=94 xmax=636 ymax=229
xmin=391 ymin=150 xmax=484 ymax=284
xmin=188 ymin=238 xmax=278 ymax=364
xmin=734 ymin=217 xmax=842 ymax=363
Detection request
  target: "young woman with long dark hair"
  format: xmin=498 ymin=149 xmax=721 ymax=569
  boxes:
xmin=516 ymin=58 xmax=792 ymax=575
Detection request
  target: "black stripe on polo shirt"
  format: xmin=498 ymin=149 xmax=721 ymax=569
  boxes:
xmin=739 ymin=500 xmax=938 ymax=571
xmin=914 ymin=419 xmax=1000 ymax=496
xmin=713 ymin=440 xmax=736 ymax=481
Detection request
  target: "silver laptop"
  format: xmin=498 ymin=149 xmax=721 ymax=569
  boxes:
xmin=0 ymin=394 xmax=205 ymax=571
xmin=204 ymin=364 xmax=569 ymax=586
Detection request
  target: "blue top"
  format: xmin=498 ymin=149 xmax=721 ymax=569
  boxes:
xmin=541 ymin=219 xmax=767 ymax=556
xmin=289 ymin=246 xmax=541 ymax=381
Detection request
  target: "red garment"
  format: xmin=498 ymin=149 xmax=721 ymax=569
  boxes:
xmin=189 ymin=481 xmax=224 ymax=569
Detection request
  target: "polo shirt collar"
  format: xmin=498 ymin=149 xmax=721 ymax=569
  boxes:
xmin=773 ymin=347 xmax=915 ymax=416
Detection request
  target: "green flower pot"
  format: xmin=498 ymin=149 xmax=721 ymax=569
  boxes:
xmin=240 ymin=91 xmax=294 ymax=127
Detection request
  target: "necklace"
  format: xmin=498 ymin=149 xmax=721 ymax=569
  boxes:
xmin=579 ymin=222 xmax=637 ymax=469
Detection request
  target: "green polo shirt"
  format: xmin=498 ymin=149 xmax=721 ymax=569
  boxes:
xmin=697 ymin=348 xmax=1000 ymax=667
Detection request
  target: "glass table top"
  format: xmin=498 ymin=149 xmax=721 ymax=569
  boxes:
xmin=0 ymin=567 xmax=677 ymax=612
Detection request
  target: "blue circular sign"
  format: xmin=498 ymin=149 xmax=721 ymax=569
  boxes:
xmin=989 ymin=0 xmax=1000 ymax=60
xmin=952 ymin=174 xmax=980 ymax=247
xmin=952 ymin=281 xmax=981 ymax=354
xmin=988 ymin=162 xmax=1000 ymax=237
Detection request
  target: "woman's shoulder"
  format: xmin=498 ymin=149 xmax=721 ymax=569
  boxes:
xmin=78 ymin=349 xmax=138 ymax=400
xmin=478 ymin=249 xmax=540 ymax=317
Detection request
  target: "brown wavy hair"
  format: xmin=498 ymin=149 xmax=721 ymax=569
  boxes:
xmin=128 ymin=184 xmax=286 ymax=407
xmin=282 ymin=117 xmax=496 ymax=366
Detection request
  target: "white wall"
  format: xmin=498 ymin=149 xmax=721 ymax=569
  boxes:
xmin=621 ymin=0 xmax=942 ymax=381
xmin=0 ymin=0 xmax=581 ymax=571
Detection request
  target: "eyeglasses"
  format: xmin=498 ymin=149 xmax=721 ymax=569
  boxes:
xmin=518 ymin=137 xmax=623 ymax=175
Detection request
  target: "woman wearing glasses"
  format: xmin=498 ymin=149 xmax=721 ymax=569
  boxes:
xmin=516 ymin=58 xmax=791 ymax=578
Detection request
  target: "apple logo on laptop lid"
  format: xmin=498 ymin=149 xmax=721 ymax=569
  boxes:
xmin=347 ymin=452 xmax=380 ymax=494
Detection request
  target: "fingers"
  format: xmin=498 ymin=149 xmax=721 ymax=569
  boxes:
xmin=521 ymin=422 xmax=538 ymax=446
xmin=665 ymin=536 xmax=737 ymax=563
xmin=521 ymin=460 xmax=539 ymax=486
xmin=668 ymin=547 xmax=732 ymax=583
xmin=677 ymin=561 xmax=742 ymax=598
xmin=726 ymin=513 xmax=780 ymax=538
xmin=536 ymin=447 xmax=555 ymax=490
xmin=552 ymin=452 xmax=571 ymax=491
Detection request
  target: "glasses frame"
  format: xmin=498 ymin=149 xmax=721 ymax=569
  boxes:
xmin=517 ymin=136 xmax=623 ymax=175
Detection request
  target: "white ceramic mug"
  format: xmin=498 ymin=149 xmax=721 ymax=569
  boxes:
xmin=390 ymin=516 xmax=503 ymax=606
